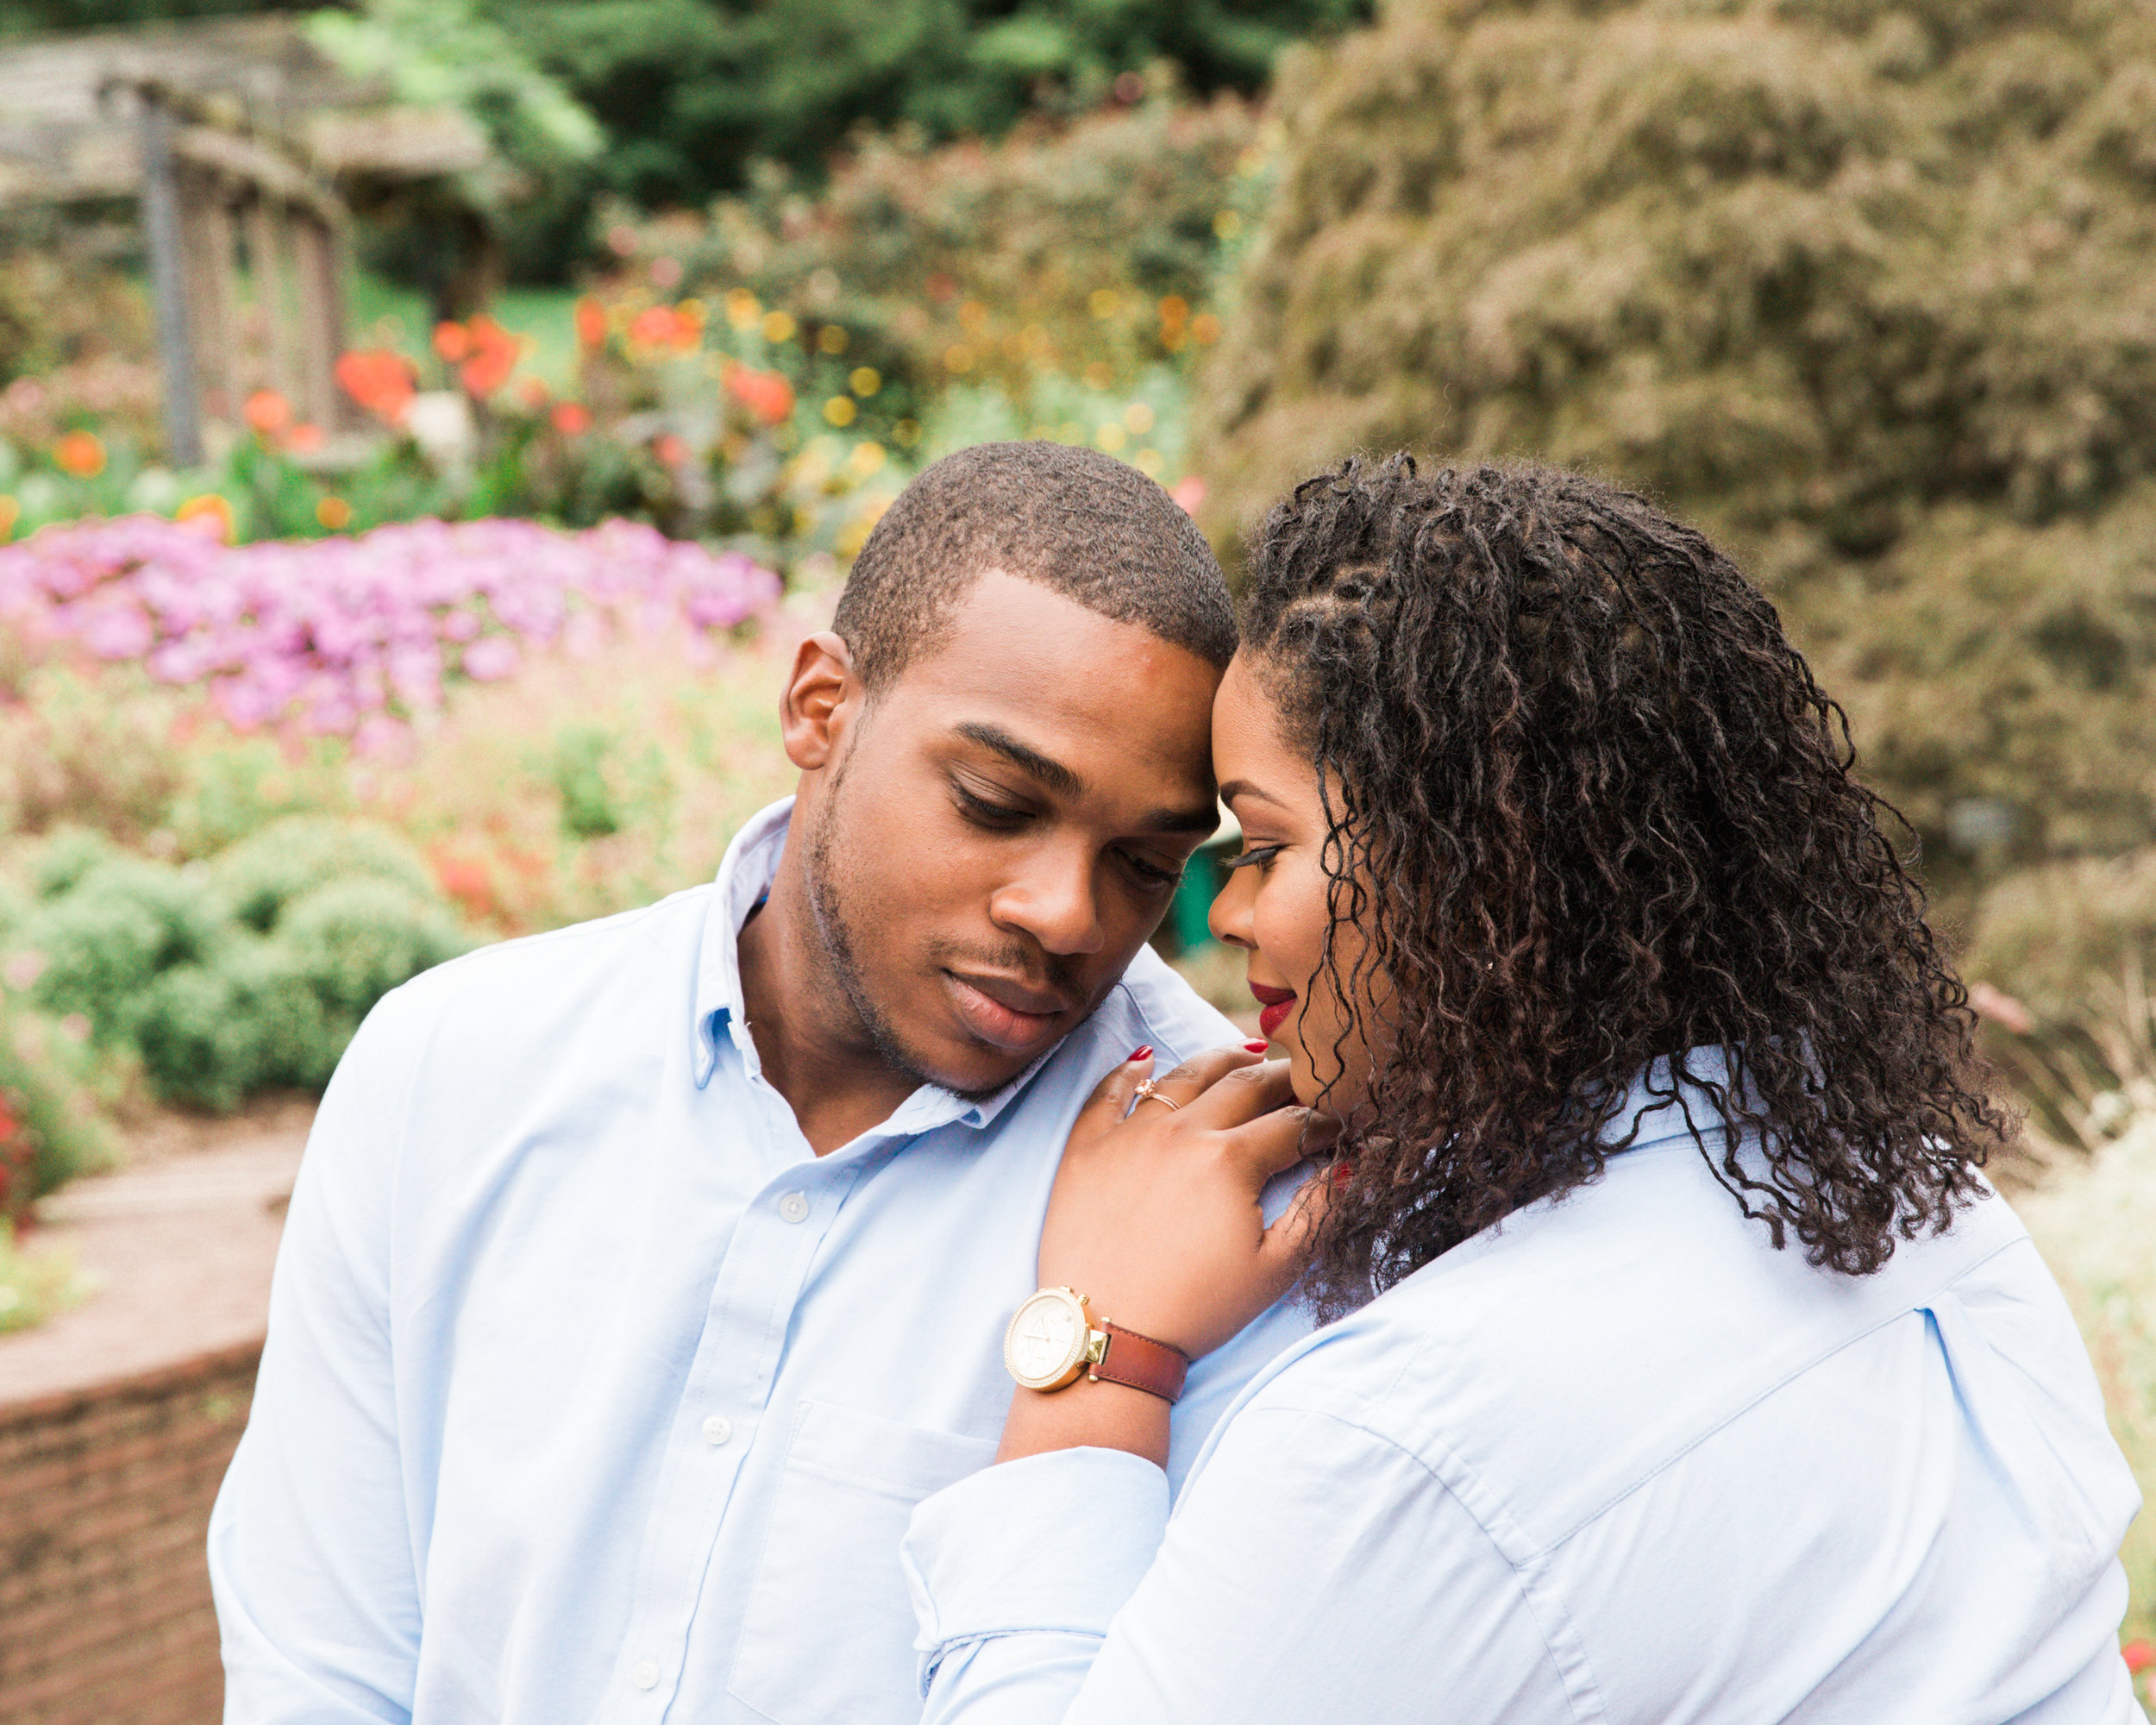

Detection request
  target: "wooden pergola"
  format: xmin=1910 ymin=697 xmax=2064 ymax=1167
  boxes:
xmin=0 ymin=18 xmax=488 ymax=464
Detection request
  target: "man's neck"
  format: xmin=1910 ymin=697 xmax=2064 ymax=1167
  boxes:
xmin=733 ymin=845 xmax=924 ymax=1157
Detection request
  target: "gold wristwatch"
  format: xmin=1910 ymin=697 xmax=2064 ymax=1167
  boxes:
xmin=1002 ymin=1285 xmax=1189 ymax=1403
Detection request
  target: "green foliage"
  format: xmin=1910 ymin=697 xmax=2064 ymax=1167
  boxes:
xmin=1196 ymin=0 xmax=2156 ymax=888
xmin=505 ymin=0 xmax=1365 ymax=212
xmin=0 ymin=0 xmax=273 ymax=38
xmin=0 ymin=1224 xmax=83 ymax=1335
xmin=208 ymin=814 xmax=437 ymax=933
xmin=1967 ymin=851 xmax=2156 ymax=1028
xmin=0 ymin=1002 xmax=116 ymax=1223
xmin=7 ymin=818 xmax=468 ymax=1111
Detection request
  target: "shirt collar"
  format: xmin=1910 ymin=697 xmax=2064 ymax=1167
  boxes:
xmin=693 ymin=796 xmax=795 ymax=1088
xmin=689 ymin=795 xmax=1069 ymax=1131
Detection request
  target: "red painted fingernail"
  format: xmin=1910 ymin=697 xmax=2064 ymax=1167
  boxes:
xmin=1244 ymin=1040 xmax=1269 ymax=1053
xmin=1129 ymin=1045 xmax=1153 ymax=1063
xmin=1332 ymin=1164 xmax=1353 ymax=1189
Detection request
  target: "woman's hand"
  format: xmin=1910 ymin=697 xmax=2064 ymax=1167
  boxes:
xmin=998 ymin=1046 xmax=1325 ymax=1469
xmin=1042 ymin=1045 xmax=1322 ymax=1357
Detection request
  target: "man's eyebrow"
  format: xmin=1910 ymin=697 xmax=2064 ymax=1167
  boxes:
xmin=954 ymin=721 xmax=1085 ymax=800
xmin=1138 ymin=802 xmax=1222 ymax=837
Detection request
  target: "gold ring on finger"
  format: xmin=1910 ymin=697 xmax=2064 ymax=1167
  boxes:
xmin=1133 ymin=1078 xmax=1181 ymax=1111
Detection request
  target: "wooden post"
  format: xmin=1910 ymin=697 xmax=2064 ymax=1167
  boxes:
xmin=180 ymin=169 xmax=241 ymax=431
xmin=245 ymin=193 xmax=301 ymax=413
xmin=291 ymin=214 xmax=349 ymax=431
xmin=137 ymin=93 xmax=202 ymax=467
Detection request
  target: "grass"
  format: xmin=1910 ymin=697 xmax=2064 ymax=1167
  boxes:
xmin=0 ymin=1224 xmax=85 ymax=1334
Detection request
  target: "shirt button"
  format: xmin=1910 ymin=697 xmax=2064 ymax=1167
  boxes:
xmin=630 ymin=1660 xmax=659 ymax=1690
xmin=701 ymin=1414 xmax=732 ymax=1446
xmin=778 ymin=1190 xmax=810 ymax=1223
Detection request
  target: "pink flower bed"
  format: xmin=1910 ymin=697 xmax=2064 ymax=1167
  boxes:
xmin=0 ymin=515 xmax=780 ymax=749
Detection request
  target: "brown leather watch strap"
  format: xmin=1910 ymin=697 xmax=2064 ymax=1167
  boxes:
xmin=1087 ymin=1320 xmax=1190 ymax=1403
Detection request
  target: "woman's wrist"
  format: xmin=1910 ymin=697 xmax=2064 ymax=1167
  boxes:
xmin=996 ymin=1374 xmax=1171 ymax=1470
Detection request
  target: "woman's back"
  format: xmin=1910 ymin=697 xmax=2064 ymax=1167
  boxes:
xmin=910 ymin=1067 xmax=2144 ymax=1721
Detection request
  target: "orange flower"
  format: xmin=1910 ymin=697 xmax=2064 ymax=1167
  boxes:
xmin=653 ymin=433 xmax=689 ymax=467
xmin=316 ymin=496 xmax=353 ymax=530
xmin=335 ymin=349 xmax=417 ymax=426
xmin=53 ymin=430 xmax=106 ymax=479
xmin=244 ymin=389 xmax=292 ymax=437
xmin=574 ymin=295 xmax=609 ymax=348
xmin=176 ymin=492 xmax=235 ymax=542
xmin=458 ymin=315 xmax=518 ymax=398
xmin=551 ymin=402 xmax=593 ymax=436
xmin=286 ymin=422 xmax=326 ymax=454
xmin=433 ymin=321 xmax=472 ymax=362
xmin=516 ymin=375 xmax=551 ymax=410
xmin=2126 ymin=1640 xmax=2153 ymax=1675
xmin=724 ymin=367 xmax=794 ymax=427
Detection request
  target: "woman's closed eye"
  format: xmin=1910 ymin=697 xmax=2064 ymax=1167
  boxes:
xmin=1221 ymin=844 xmax=1283 ymax=872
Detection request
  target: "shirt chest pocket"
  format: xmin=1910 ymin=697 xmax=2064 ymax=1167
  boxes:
xmin=728 ymin=1398 xmax=999 ymax=1725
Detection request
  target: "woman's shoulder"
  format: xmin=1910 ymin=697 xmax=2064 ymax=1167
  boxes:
xmin=1227 ymin=1138 xmax=2039 ymax=1548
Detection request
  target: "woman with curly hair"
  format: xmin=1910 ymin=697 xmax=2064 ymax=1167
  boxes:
xmin=902 ymin=459 xmax=2143 ymax=1721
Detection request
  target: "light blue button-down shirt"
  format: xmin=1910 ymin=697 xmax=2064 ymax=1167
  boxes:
xmin=209 ymin=798 xmax=1313 ymax=1725
xmin=905 ymin=1052 xmax=2148 ymax=1723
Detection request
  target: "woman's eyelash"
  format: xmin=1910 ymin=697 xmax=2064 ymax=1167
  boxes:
xmin=1221 ymin=845 xmax=1282 ymax=870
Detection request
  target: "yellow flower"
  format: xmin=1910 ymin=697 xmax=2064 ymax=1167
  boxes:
xmin=818 ymin=325 xmax=849 ymax=354
xmin=822 ymin=396 xmax=858 ymax=428
xmin=0 ymin=496 xmax=17 ymax=541
xmin=849 ymin=367 xmax=881 ymax=398
xmin=761 ymin=310 xmax=798 ymax=343
xmin=317 ymin=496 xmax=354 ymax=531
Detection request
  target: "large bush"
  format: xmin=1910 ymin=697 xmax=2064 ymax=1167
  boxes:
xmin=10 ymin=816 xmax=470 ymax=1110
xmin=507 ymin=0 xmax=1365 ymax=213
xmin=1194 ymin=0 xmax=2156 ymax=889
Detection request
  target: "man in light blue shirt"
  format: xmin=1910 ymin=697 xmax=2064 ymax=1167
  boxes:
xmin=209 ymin=442 xmax=1311 ymax=1724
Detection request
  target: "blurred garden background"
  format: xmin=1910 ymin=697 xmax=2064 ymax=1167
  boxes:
xmin=2 ymin=0 xmax=2156 ymax=1701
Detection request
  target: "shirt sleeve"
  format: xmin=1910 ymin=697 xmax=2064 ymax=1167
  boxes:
xmin=209 ymin=988 xmax=434 ymax=1725
xmin=903 ymin=1403 xmax=1576 ymax=1725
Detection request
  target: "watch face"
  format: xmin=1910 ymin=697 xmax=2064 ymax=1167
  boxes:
xmin=1005 ymin=1289 xmax=1087 ymax=1389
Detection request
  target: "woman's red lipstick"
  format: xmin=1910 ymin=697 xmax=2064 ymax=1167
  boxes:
xmin=1250 ymin=982 xmax=1295 ymax=1040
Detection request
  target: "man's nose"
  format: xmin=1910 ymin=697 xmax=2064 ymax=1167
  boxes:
xmin=989 ymin=843 xmax=1107 ymax=957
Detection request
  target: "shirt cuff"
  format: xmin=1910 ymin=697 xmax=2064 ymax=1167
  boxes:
xmin=904 ymin=1447 xmax=1169 ymax=1659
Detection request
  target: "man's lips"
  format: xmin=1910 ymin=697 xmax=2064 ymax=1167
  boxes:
xmin=1250 ymin=982 xmax=1296 ymax=1040
xmin=943 ymin=971 xmax=1075 ymax=1052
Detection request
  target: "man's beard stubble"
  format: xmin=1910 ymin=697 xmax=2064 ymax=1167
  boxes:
xmin=801 ymin=752 xmax=1089 ymax=1103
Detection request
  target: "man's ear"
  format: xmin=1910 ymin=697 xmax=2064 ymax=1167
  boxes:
xmin=780 ymin=630 xmax=858 ymax=771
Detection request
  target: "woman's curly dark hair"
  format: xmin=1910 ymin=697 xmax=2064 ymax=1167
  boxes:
xmin=1244 ymin=456 xmax=2011 ymax=1318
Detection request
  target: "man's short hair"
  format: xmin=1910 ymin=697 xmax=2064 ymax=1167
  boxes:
xmin=831 ymin=442 xmax=1238 ymax=689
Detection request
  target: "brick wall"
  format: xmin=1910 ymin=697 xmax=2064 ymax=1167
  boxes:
xmin=0 ymin=1342 xmax=258 ymax=1725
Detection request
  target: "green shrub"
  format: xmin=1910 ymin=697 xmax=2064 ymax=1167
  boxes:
xmin=8 ymin=820 xmax=471 ymax=1112
xmin=1195 ymin=0 xmax=2156 ymax=892
xmin=0 ymin=1001 xmax=116 ymax=1223
xmin=1967 ymin=851 xmax=2156 ymax=1026
xmin=207 ymin=815 xmax=438 ymax=935
xmin=17 ymin=857 xmax=222 ymax=1046
xmin=279 ymin=875 xmax=470 ymax=1029
xmin=30 ymin=826 xmax=120 ymax=900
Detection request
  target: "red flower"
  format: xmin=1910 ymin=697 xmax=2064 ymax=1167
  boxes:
xmin=335 ymin=349 xmax=417 ymax=426
xmin=725 ymin=367 xmax=795 ymax=427
xmin=432 ymin=321 xmax=472 ymax=363
xmin=653 ymin=433 xmax=689 ymax=467
xmin=574 ymin=296 xmax=609 ymax=348
xmin=551 ymin=402 xmax=592 ymax=436
xmin=2125 ymin=1640 xmax=2153 ymax=1675
xmin=457 ymin=316 xmax=519 ymax=398
xmin=244 ymin=389 xmax=292 ymax=437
